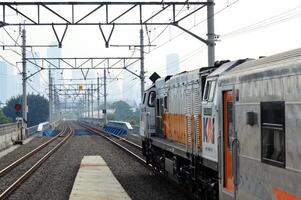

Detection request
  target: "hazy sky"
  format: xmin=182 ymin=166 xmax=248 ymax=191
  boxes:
xmin=1 ymin=0 xmax=301 ymax=102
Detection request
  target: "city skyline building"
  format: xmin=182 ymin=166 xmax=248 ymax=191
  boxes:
xmin=47 ymin=42 xmax=62 ymax=83
xmin=0 ymin=61 xmax=22 ymax=106
xmin=0 ymin=61 xmax=8 ymax=105
xmin=26 ymin=51 xmax=41 ymax=94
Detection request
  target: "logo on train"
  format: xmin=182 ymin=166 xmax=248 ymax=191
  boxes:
xmin=203 ymin=117 xmax=214 ymax=144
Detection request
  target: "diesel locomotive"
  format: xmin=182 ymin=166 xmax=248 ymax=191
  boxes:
xmin=140 ymin=48 xmax=301 ymax=200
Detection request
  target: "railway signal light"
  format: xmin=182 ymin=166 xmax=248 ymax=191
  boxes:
xmin=15 ymin=103 xmax=22 ymax=111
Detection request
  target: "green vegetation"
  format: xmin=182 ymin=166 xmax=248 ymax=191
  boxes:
xmin=3 ymin=94 xmax=49 ymax=127
xmin=0 ymin=109 xmax=11 ymax=124
xmin=107 ymin=113 xmax=116 ymax=120
xmin=110 ymin=100 xmax=140 ymax=126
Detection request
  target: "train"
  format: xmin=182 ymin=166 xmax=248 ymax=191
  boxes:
xmin=140 ymin=48 xmax=301 ymax=200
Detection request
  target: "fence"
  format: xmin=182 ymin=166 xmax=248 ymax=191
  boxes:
xmin=26 ymin=125 xmax=39 ymax=136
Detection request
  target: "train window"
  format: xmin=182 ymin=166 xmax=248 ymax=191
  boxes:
xmin=164 ymin=96 xmax=168 ymax=110
xmin=201 ymin=76 xmax=207 ymax=95
xmin=227 ymin=102 xmax=234 ymax=149
xmin=203 ymin=81 xmax=211 ymax=100
xmin=148 ymin=91 xmax=156 ymax=107
xmin=208 ymin=81 xmax=216 ymax=101
xmin=203 ymin=80 xmax=216 ymax=101
xmin=261 ymin=101 xmax=285 ymax=167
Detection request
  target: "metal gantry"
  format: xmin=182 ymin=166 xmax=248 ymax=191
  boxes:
xmin=0 ymin=1 xmax=215 ymax=65
xmin=50 ymin=71 xmax=116 ymax=120
xmin=0 ymin=1 xmax=215 ymax=128
xmin=24 ymin=57 xmax=140 ymax=80
xmin=0 ymin=2 xmax=210 ymax=26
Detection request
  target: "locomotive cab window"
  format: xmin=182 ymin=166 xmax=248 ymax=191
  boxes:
xmin=203 ymin=80 xmax=216 ymax=101
xmin=261 ymin=101 xmax=285 ymax=167
xmin=164 ymin=96 xmax=168 ymax=110
xmin=148 ymin=91 xmax=156 ymax=107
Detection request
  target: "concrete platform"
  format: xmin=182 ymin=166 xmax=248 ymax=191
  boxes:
xmin=69 ymin=156 xmax=131 ymax=200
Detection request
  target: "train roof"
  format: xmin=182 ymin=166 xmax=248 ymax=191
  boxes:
xmin=207 ymin=59 xmax=250 ymax=79
xmin=220 ymin=48 xmax=301 ymax=84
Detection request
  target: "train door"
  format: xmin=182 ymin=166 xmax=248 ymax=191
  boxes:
xmin=223 ymin=90 xmax=234 ymax=194
xmin=155 ymin=97 xmax=164 ymax=134
xmin=140 ymin=89 xmax=157 ymax=137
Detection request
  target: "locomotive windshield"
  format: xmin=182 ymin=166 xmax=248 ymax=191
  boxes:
xmin=148 ymin=91 xmax=156 ymax=107
xmin=203 ymin=80 xmax=216 ymax=101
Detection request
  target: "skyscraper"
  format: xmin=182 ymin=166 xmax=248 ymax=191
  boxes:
xmin=0 ymin=61 xmax=8 ymax=105
xmin=7 ymin=64 xmax=21 ymax=100
xmin=26 ymin=51 xmax=41 ymax=94
xmin=47 ymin=42 xmax=62 ymax=120
xmin=166 ymin=53 xmax=180 ymax=75
xmin=47 ymin=42 xmax=62 ymax=82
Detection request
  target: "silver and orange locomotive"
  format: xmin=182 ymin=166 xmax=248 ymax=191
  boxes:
xmin=141 ymin=48 xmax=301 ymax=200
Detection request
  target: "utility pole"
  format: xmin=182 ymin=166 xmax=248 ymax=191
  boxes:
xmin=97 ymin=76 xmax=100 ymax=120
xmin=21 ymin=28 xmax=27 ymax=140
xmin=207 ymin=0 xmax=215 ymax=67
xmin=49 ymin=72 xmax=52 ymax=123
xmin=91 ymin=84 xmax=93 ymax=118
xmin=139 ymin=27 xmax=145 ymax=102
xmin=64 ymin=92 xmax=67 ymax=118
xmin=87 ymin=88 xmax=90 ymax=118
xmin=84 ymin=90 xmax=86 ymax=118
xmin=103 ymin=69 xmax=107 ymax=125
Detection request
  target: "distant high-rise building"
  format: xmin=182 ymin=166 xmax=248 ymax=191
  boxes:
xmin=0 ymin=61 xmax=8 ymax=105
xmin=166 ymin=53 xmax=180 ymax=75
xmin=47 ymin=42 xmax=62 ymax=82
xmin=7 ymin=65 xmax=21 ymax=99
xmin=27 ymin=51 xmax=41 ymax=94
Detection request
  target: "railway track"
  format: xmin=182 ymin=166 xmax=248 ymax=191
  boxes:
xmin=0 ymin=122 xmax=74 ymax=200
xmin=79 ymin=122 xmax=146 ymax=164
xmin=79 ymin=122 xmax=197 ymax=200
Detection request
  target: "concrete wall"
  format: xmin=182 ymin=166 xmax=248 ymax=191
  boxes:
xmin=0 ymin=123 xmax=20 ymax=150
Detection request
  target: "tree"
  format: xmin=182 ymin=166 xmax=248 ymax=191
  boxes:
xmin=0 ymin=109 xmax=11 ymax=124
xmin=3 ymin=94 xmax=49 ymax=127
xmin=111 ymin=100 xmax=132 ymax=121
xmin=107 ymin=113 xmax=116 ymax=120
xmin=110 ymin=100 xmax=140 ymax=126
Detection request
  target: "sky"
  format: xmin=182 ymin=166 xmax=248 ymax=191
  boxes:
xmin=1 ymin=0 xmax=301 ymax=103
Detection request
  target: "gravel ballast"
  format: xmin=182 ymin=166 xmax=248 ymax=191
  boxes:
xmin=4 ymin=122 xmax=190 ymax=200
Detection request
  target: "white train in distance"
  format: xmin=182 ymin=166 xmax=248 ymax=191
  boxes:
xmin=140 ymin=48 xmax=301 ymax=200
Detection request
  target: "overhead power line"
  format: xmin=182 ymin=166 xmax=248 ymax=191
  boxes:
xmin=146 ymin=0 xmax=242 ymax=55
xmin=221 ymin=4 xmax=301 ymax=38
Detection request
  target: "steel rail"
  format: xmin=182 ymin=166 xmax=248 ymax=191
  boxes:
xmin=0 ymin=125 xmax=67 ymax=178
xmin=0 ymin=125 xmax=73 ymax=200
xmin=111 ymin=133 xmax=142 ymax=150
xmin=82 ymin=122 xmax=142 ymax=149
xmin=79 ymin=123 xmax=146 ymax=164
xmin=79 ymin=122 xmax=195 ymax=200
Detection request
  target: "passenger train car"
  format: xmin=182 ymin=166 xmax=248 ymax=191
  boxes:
xmin=140 ymin=48 xmax=301 ymax=200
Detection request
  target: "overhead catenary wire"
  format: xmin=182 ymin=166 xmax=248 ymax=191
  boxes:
xmin=146 ymin=0 xmax=242 ymax=55
xmin=0 ymin=27 xmax=49 ymax=96
xmin=221 ymin=4 xmax=301 ymax=38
